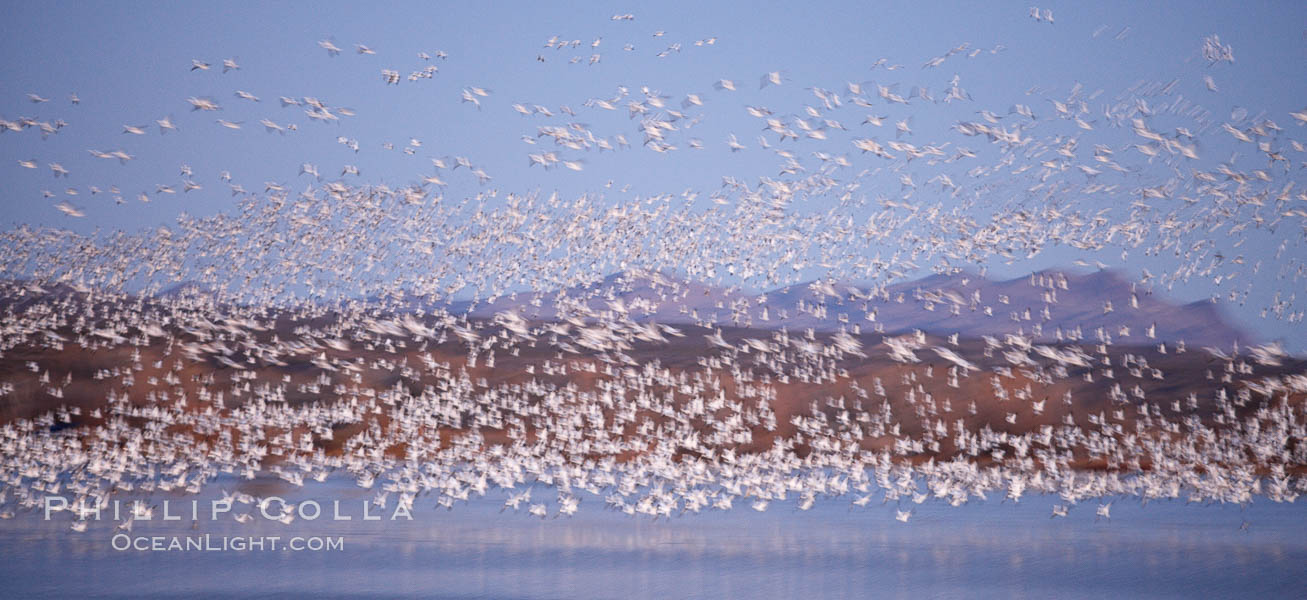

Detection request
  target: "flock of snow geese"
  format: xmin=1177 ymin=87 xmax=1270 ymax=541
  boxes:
xmin=1 ymin=11 xmax=1306 ymax=529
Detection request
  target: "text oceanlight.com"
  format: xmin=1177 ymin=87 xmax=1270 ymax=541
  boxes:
xmin=111 ymin=534 xmax=344 ymax=552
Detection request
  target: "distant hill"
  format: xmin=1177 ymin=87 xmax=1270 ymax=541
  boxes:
xmin=145 ymin=268 xmax=1253 ymax=349
xmin=752 ymin=269 xmax=1253 ymax=348
xmin=385 ymin=268 xmax=1251 ymax=349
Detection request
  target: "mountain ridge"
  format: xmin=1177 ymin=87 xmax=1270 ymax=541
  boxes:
xmin=449 ymin=268 xmax=1254 ymax=348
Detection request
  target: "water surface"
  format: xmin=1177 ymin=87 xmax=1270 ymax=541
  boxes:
xmin=2 ymin=481 xmax=1303 ymax=599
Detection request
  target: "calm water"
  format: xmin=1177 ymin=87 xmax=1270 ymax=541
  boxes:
xmin=1 ymin=479 xmax=1304 ymax=599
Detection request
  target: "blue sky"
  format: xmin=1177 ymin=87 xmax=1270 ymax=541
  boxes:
xmin=2 ymin=1 xmax=1306 ymax=346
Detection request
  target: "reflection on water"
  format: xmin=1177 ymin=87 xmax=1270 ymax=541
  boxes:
xmin=1 ymin=480 xmax=1303 ymax=599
